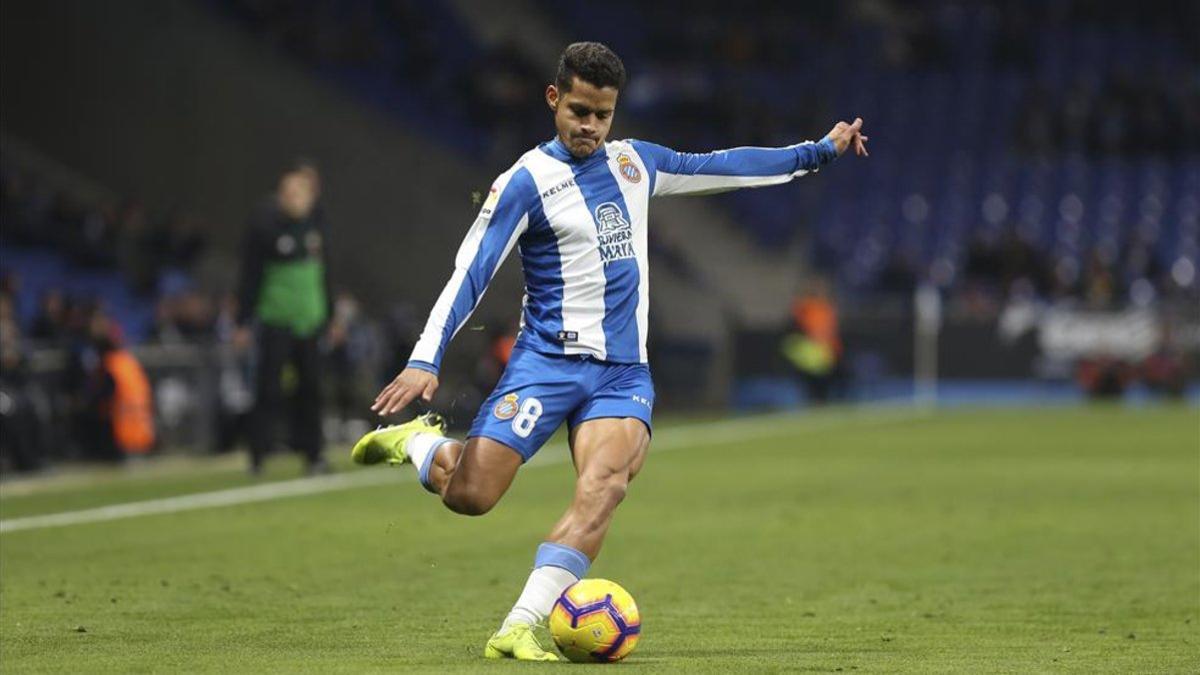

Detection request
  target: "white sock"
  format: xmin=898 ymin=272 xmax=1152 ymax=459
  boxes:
xmin=501 ymin=566 xmax=579 ymax=630
xmin=404 ymin=432 xmax=451 ymax=487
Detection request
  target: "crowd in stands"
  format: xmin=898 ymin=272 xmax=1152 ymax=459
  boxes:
xmin=1 ymin=271 xmax=145 ymax=472
xmin=1 ymin=170 xmax=209 ymax=299
xmin=1016 ymin=71 xmax=1200 ymax=160
xmin=572 ymin=0 xmax=1199 ymax=309
xmin=217 ymin=0 xmax=1199 ymax=311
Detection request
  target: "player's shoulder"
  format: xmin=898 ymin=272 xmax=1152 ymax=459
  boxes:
xmin=611 ymin=139 xmax=669 ymax=166
xmin=609 ymin=138 xmax=658 ymax=157
xmin=484 ymin=150 xmax=542 ymax=208
xmin=606 ymin=138 xmax=638 ymax=153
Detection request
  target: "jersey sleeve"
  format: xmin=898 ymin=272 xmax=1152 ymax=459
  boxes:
xmin=407 ymin=168 xmax=535 ymax=375
xmin=629 ymin=137 xmax=838 ymax=197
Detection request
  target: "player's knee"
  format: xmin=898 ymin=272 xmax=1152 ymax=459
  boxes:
xmin=441 ymin=484 xmax=495 ymax=516
xmin=606 ymin=479 xmax=628 ymax=506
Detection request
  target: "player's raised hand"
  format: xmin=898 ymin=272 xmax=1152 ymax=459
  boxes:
xmin=825 ymin=117 xmax=869 ymax=157
xmin=371 ymin=367 xmax=439 ymax=416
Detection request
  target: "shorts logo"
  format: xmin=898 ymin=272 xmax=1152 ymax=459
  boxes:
xmin=493 ymin=393 xmax=519 ymax=420
xmin=616 ymin=153 xmax=641 ymax=183
xmin=593 ymin=202 xmax=636 ymax=264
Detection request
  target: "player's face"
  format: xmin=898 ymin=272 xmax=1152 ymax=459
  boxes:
xmin=546 ymin=76 xmax=618 ymax=158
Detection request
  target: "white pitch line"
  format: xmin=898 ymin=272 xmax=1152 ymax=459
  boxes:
xmin=0 ymin=407 xmax=925 ymax=535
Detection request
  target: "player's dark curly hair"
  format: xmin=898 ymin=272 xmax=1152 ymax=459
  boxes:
xmin=555 ymin=42 xmax=626 ymax=92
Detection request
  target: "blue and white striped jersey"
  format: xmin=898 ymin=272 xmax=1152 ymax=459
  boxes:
xmin=408 ymin=136 xmax=838 ymax=374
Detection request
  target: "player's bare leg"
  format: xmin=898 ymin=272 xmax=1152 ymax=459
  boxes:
xmin=426 ymin=437 xmax=522 ymax=516
xmin=350 ymin=412 xmax=521 ymax=515
xmin=489 ymin=417 xmax=649 ymax=660
xmin=548 ymin=417 xmax=649 ymax=559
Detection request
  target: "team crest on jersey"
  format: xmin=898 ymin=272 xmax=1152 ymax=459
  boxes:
xmin=593 ymin=202 xmax=636 ymax=263
xmin=616 ymin=153 xmax=641 ymax=183
xmin=493 ymin=393 xmax=519 ymax=420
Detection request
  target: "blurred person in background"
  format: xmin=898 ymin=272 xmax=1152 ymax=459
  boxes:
xmin=782 ymin=277 xmax=844 ymax=404
xmin=234 ymin=159 xmax=332 ymax=476
xmin=75 ymin=310 xmax=156 ymax=461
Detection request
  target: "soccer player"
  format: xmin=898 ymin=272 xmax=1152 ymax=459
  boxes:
xmin=353 ymin=42 xmax=868 ymax=661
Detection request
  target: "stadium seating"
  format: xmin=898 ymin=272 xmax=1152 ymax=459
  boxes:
xmin=214 ymin=0 xmax=1193 ymax=304
xmin=548 ymin=1 xmax=1198 ymax=301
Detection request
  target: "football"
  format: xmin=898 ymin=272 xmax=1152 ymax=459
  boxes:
xmin=548 ymin=578 xmax=641 ymax=663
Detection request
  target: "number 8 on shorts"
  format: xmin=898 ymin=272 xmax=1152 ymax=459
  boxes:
xmin=511 ymin=397 xmax=543 ymax=438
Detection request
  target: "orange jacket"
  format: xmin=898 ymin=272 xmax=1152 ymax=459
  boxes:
xmin=102 ymin=349 xmax=156 ymax=454
xmin=791 ymin=297 xmax=842 ymax=357
xmin=491 ymin=334 xmax=516 ymax=367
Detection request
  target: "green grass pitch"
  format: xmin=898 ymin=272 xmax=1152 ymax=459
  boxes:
xmin=1 ymin=406 xmax=1197 ymax=673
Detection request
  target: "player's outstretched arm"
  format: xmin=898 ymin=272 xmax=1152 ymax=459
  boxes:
xmin=631 ymin=117 xmax=868 ymax=197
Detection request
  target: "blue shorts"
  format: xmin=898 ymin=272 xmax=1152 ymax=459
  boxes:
xmin=468 ymin=348 xmax=655 ymax=462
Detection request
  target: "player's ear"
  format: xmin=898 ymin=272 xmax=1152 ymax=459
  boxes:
xmin=545 ymin=85 xmax=559 ymax=111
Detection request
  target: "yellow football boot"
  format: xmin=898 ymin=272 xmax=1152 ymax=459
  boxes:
xmin=349 ymin=413 xmax=445 ymax=466
xmin=483 ymin=622 xmax=559 ymax=661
